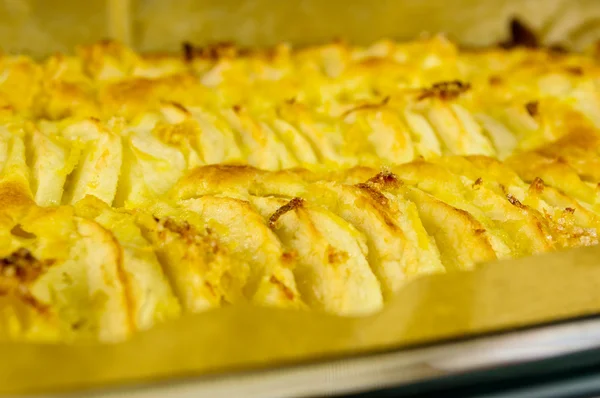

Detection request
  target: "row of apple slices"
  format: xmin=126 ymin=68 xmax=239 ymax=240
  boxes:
xmin=1 ymin=153 xmax=598 ymax=342
xmin=136 ymin=157 xmax=600 ymax=320
xmin=1 ymin=90 xmax=575 ymax=210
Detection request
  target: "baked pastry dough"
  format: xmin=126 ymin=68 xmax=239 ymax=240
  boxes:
xmin=0 ymin=38 xmax=598 ymax=342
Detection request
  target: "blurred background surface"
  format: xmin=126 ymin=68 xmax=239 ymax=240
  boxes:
xmin=1 ymin=0 xmax=600 ymax=56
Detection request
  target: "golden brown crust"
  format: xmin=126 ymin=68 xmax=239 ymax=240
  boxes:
xmin=0 ymin=183 xmax=34 ymax=216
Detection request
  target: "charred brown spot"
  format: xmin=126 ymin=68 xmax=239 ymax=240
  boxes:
xmin=367 ymin=170 xmax=402 ymax=189
xmin=326 ymin=245 xmax=349 ymax=265
xmin=454 ymin=206 xmax=479 ymax=223
xmin=285 ymin=97 xmax=297 ymax=105
xmin=474 ymin=228 xmax=486 ymax=235
xmin=565 ymin=66 xmax=583 ymax=76
xmin=281 ymin=250 xmax=297 ymax=266
xmin=262 ymin=45 xmax=288 ymax=61
xmin=269 ymin=197 xmax=304 ymax=228
xmin=565 ymin=207 xmax=576 ymax=214
xmin=159 ymin=218 xmax=220 ymax=254
xmin=97 ymin=38 xmax=117 ymax=46
xmin=197 ymin=164 xmax=258 ymax=174
xmin=71 ymin=320 xmax=86 ymax=330
xmin=530 ymin=177 xmax=545 ymax=193
xmin=472 ymin=178 xmax=483 ymax=188
xmin=507 ymin=194 xmax=527 ymax=209
xmin=0 ymin=248 xmax=55 ymax=284
xmin=383 ymin=216 xmax=398 ymax=229
xmin=499 ymin=184 xmax=508 ymax=195
xmin=0 ymin=282 xmax=50 ymax=315
xmin=269 ymin=275 xmax=295 ymax=301
xmin=182 ymin=41 xmax=194 ymax=62
xmin=10 ymin=224 xmax=36 ymax=239
xmin=488 ymin=75 xmax=503 ymax=86
xmin=500 ymin=18 xmax=539 ymax=49
xmin=341 ymin=96 xmax=390 ymax=117
xmin=236 ymin=47 xmax=252 ymax=57
xmin=356 ymin=183 xmax=389 ymax=206
xmin=232 ymin=104 xmax=242 ymax=113
xmin=166 ymin=101 xmax=189 ymax=115
xmin=418 ymin=80 xmax=471 ymax=101
xmin=162 ymin=218 xmax=193 ymax=236
xmin=549 ymin=44 xmax=569 ymax=53
xmin=204 ymin=281 xmax=216 ymax=297
xmin=181 ymin=41 xmax=238 ymax=61
xmin=525 ymin=101 xmax=539 ymax=117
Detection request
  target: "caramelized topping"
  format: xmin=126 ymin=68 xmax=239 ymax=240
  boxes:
xmin=565 ymin=66 xmax=584 ymax=76
xmin=269 ymin=275 xmax=295 ymax=300
xmin=525 ymin=101 xmax=539 ymax=117
xmin=158 ymin=217 xmax=220 ymax=254
xmin=500 ymin=18 xmax=539 ymax=49
xmin=180 ymin=41 xmax=238 ymax=61
xmin=356 ymin=183 xmax=389 ymax=206
xmin=342 ymin=96 xmax=390 ymax=117
xmin=488 ymin=75 xmax=503 ymax=86
xmin=507 ymin=194 xmax=527 ymax=209
xmin=0 ymin=248 xmax=54 ymax=284
xmin=367 ymin=170 xmax=402 ymax=189
xmin=326 ymin=245 xmax=350 ymax=265
xmin=529 ymin=177 xmax=545 ymax=193
xmin=10 ymin=224 xmax=36 ymax=239
xmin=418 ymin=80 xmax=471 ymax=101
xmin=269 ymin=197 xmax=305 ymax=228
xmin=182 ymin=41 xmax=194 ymax=62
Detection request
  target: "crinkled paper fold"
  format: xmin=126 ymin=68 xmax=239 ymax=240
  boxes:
xmin=1 ymin=245 xmax=600 ymax=395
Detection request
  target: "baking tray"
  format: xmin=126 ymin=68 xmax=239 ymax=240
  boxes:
xmin=3 ymin=244 xmax=600 ymax=396
xmin=13 ymin=310 xmax=600 ymax=397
